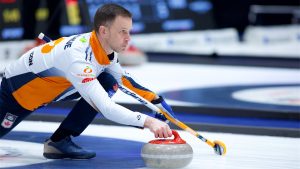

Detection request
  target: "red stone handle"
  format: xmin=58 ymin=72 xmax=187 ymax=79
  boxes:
xmin=149 ymin=130 xmax=186 ymax=144
xmin=172 ymin=130 xmax=186 ymax=143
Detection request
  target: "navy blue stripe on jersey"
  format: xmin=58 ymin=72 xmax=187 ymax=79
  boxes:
xmin=53 ymin=86 xmax=77 ymax=101
xmin=5 ymin=72 xmax=36 ymax=92
xmin=123 ymin=75 xmax=152 ymax=92
xmin=37 ymin=67 xmax=65 ymax=77
xmin=59 ymin=92 xmax=81 ymax=101
xmin=89 ymin=51 xmax=92 ymax=61
xmin=5 ymin=68 xmax=66 ymax=93
xmin=85 ymin=46 xmax=90 ymax=61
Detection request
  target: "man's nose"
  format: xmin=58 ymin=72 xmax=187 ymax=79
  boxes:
xmin=125 ymin=34 xmax=131 ymax=41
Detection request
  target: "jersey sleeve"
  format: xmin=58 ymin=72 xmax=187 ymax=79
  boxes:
xmin=106 ymin=59 xmax=157 ymax=102
xmin=65 ymin=60 xmax=147 ymax=127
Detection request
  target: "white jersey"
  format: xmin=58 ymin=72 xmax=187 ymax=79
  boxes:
xmin=4 ymin=31 xmax=157 ymax=127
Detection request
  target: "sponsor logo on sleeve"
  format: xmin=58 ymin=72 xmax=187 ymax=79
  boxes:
xmin=82 ymin=77 xmax=96 ymax=83
xmin=84 ymin=66 xmax=93 ymax=73
xmin=1 ymin=113 xmax=18 ymax=128
xmin=77 ymin=66 xmax=96 ymax=78
xmin=28 ymin=51 xmax=34 ymax=66
xmin=137 ymin=115 xmax=141 ymax=120
xmin=64 ymin=35 xmax=80 ymax=50
xmin=80 ymin=37 xmax=87 ymax=43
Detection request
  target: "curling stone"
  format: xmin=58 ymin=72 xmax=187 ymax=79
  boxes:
xmin=141 ymin=130 xmax=193 ymax=169
xmin=117 ymin=45 xmax=148 ymax=66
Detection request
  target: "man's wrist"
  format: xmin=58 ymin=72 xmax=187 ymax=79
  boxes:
xmin=144 ymin=116 xmax=153 ymax=128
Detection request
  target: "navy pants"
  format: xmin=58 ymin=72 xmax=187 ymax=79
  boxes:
xmin=0 ymin=72 xmax=118 ymax=138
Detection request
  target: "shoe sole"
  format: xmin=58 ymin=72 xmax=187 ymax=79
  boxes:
xmin=43 ymin=153 xmax=96 ymax=159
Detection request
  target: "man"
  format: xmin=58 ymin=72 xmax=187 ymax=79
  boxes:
xmin=0 ymin=4 xmax=174 ymax=159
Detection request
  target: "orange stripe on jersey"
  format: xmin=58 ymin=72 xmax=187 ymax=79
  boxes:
xmin=12 ymin=77 xmax=71 ymax=111
xmin=41 ymin=37 xmax=64 ymax=53
xmin=90 ymin=31 xmax=110 ymax=65
xmin=122 ymin=77 xmax=156 ymax=102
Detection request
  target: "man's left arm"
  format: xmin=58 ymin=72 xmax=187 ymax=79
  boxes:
xmin=106 ymin=60 xmax=175 ymax=122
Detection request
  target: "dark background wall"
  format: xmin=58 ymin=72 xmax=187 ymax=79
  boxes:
xmin=0 ymin=0 xmax=299 ymax=41
xmin=212 ymin=0 xmax=300 ymax=34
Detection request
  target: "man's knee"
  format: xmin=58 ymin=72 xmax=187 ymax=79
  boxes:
xmin=97 ymin=72 xmax=118 ymax=97
xmin=0 ymin=78 xmax=32 ymax=138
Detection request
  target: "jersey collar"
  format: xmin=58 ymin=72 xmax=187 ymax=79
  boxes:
xmin=89 ymin=31 xmax=110 ymax=65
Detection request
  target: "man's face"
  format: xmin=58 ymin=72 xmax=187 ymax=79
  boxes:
xmin=106 ymin=16 xmax=132 ymax=53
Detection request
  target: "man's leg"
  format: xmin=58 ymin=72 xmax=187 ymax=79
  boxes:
xmin=44 ymin=72 xmax=118 ymax=159
xmin=0 ymin=105 xmax=32 ymax=138
xmin=0 ymin=78 xmax=32 ymax=138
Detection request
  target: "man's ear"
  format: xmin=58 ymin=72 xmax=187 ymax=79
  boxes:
xmin=99 ymin=26 xmax=107 ymax=37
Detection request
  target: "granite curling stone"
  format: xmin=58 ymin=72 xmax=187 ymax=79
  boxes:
xmin=141 ymin=130 xmax=193 ymax=169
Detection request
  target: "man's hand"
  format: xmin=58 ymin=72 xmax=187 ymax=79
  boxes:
xmin=151 ymin=96 xmax=175 ymax=122
xmin=144 ymin=116 xmax=172 ymax=138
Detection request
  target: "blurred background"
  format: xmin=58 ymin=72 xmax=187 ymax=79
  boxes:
xmin=0 ymin=0 xmax=299 ymax=69
xmin=0 ymin=0 xmax=299 ymax=137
